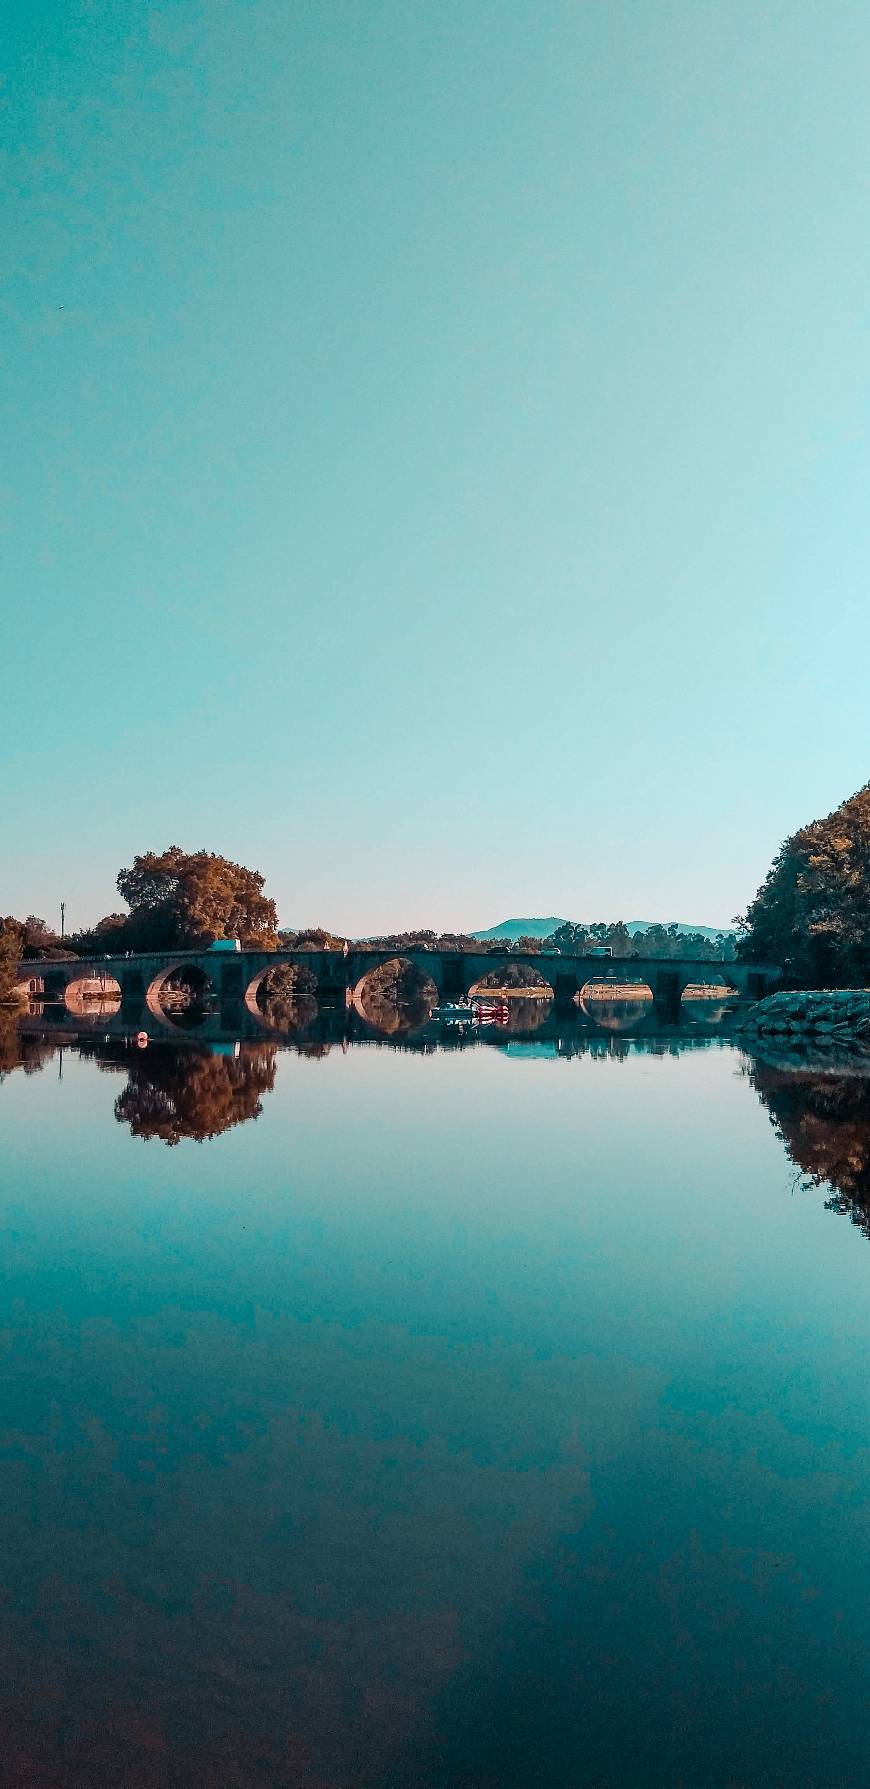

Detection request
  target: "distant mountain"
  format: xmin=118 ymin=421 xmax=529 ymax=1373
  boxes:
xmin=472 ymin=918 xmax=566 ymax=942
xmin=473 ymin=917 xmax=735 ymax=943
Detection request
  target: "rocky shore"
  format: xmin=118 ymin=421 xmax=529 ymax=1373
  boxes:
xmin=737 ymin=988 xmax=870 ymax=1044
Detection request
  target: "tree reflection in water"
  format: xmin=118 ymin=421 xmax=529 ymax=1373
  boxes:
xmin=256 ymin=961 xmax=317 ymax=1031
xmin=748 ymin=1056 xmax=870 ymax=1238
xmin=0 ymin=1012 xmax=56 ymax=1082
xmin=86 ymin=1041 xmax=279 ymax=1145
xmin=489 ymin=996 xmax=550 ymax=1036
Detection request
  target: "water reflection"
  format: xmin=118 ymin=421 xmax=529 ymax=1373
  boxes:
xmin=3 ymin=1015 xmax=870 ymax=1785
xmin=354 ymin=957 xmax=439 ymax=1035
xmin=15 ymin=1013 xmax=870 ymax=1230
xmin=1 ymin=1007 xmax=747 ymax=1150
xmin=577 ymin=993 xmax=652 ymax=1032
xmin=14 ymin=978 xmax=754 ymax=1050
xmin=81 ymin=1039 xmax=278 ymax=1145
xmin=748 ymin=1052 xmax=870 ymax=1239
xmin=0 ymin=1010 xmax=56 ymax=1081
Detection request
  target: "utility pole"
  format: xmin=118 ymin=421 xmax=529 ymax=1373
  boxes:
xmin=60 ymin=901 xmax=65 ymax=940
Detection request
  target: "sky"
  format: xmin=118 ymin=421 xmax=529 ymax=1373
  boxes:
xmin=3 ymin=0 xmax=870 ymax=936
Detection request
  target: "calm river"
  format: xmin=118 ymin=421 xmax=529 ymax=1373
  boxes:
xmin=1 ymin=1021 xmax=869 ymax=1786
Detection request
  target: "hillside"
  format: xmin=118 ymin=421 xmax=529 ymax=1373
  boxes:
xmin=472 ymin=918 xmax=565 ymax=942
xmin=474 ymin=917 xmax=734 ymax=943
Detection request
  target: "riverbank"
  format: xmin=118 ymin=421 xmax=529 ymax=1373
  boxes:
xmin=738 ymin=988 xmax=870 ymax=1045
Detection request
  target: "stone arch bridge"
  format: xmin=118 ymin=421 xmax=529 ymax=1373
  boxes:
xmin=20 ymin=947 xmax=782 ymax=1026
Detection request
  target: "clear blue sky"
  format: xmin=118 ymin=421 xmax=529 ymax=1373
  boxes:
xmin=4 ymin=0 xmax=869 ymax=935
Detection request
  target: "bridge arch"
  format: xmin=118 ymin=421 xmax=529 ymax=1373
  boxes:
xmin=578 ymin=978 xmax=654 ymax=1031
xmin=467 ymin=959 xmax=555 ymax=1000
xmin=680 ymin=975 xmax=740 ymax=1023
xmin=244 ymin=960 xmax=318 ymax=1018
xmin=680 ymin=974 xmax=740 ymax=1000
xmin=353 ymin=956 xmax=439 ymax=1036
xmin=145 ymin=962 xmax=216 ymax=1028
xmin=63 ymin=970 xmax=122 ymax=1015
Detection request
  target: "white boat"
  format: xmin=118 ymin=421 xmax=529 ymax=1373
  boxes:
xmin=433 ymin=1002 xmax=477 ymax=1023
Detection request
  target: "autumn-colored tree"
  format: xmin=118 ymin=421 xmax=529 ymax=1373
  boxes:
xmin=278 ymin=928 xmax=345 ymax=950
xmin=22 ymin=915 xmax=63 ymax=952
xmin=737 ymin=783 xmax=870 ymax=985
xmin=116 ymin=847 xmax=279 ymax=950
xmin=0 ymin=926 xmax=23 ymax=1005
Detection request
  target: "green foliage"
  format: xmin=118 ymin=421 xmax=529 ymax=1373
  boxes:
xmin=738 ymin=783 xmax=870 ymax=985
xmin=68 ymin=914 xmax=131 ymax=956
xmin=278 ymin=928 xmax=345 ymax=950
xmin=546 ymin=920 xmax=731 ymax=961
xmin=356 ymin=932 xmax=480 ymax=952
xmin=473 ymin=960 xmax=551 ymax=989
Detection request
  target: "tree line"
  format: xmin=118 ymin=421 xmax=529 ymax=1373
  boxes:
xmin=542 ymin=922 xmax=737 ymax=961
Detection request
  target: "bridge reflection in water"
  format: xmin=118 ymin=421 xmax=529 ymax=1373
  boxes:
xmin=19 ymin=986 xmax=751 ymax=1053
xmin=19 ymin=946 xmax=779 ymax=1036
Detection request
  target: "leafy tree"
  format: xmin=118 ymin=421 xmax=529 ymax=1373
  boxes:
xmin=116 ymin=847 xmax=279 ymax=950
xmin=0 ymin=925 xmax=22 ymax=1005
xmin=354 ymin=931 xmax=481 ymax=953
xmin=737 ymin=783 xmax=870 ymax=985
xmin=547 ymin=922 xmax=588 ymax=951
xmin=278 ymin=928 xmax=344 ymax=950
xmin=546 ymin=920 xmax=727 ymax=961
xmin=473 ymin=960 xmax=552 ymax=991
xmin=606 ymin=922 xmax=633 ymax=958
xmin=22 ymin=915 xmax=57 ymax=951
xmin=67 ymin=913 xmax=132 ymax=956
